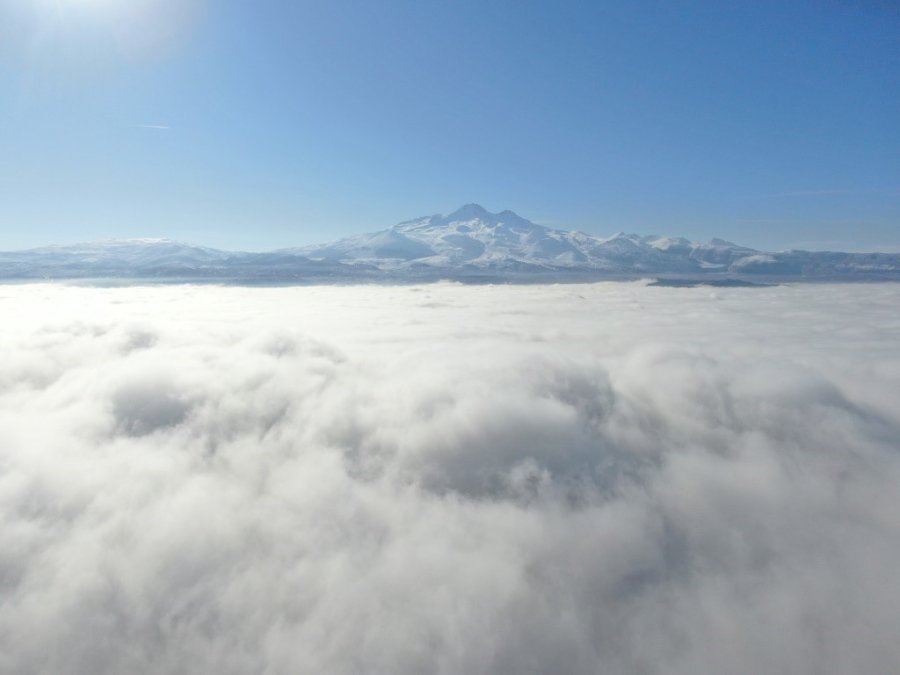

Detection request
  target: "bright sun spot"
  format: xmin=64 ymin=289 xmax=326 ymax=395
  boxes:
xmin=28 ymin=0 xmax=204 ymax=60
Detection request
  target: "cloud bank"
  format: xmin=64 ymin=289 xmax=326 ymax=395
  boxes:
xmin=0 ymin=281 xmax=898 ymax=674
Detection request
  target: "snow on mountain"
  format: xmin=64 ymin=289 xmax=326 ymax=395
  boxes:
xmin=287 ymin=205 xmax=900 ymax=279
xmin=0 ymin=238 xmax=366 ymax=280
xmin=393 ymin=204 xmax=587 ymax=267
xmin=1 ymin=206 xmax=898 ymax=280
xmin=0 ymin=239 xmax=231 ymax=278
xmin=292 ymin=204 xmax=748 ymax=274
xmin=288 ymin=204 xmax=579 ymax=268
xmin=644 ymin=235 xmax=692 ymax=252
xmin=3 ymin=238 xmax=226 ymax=264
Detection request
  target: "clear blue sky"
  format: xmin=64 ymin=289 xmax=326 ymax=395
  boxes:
xmin=1 ymin=0 xmax=898 ymax=251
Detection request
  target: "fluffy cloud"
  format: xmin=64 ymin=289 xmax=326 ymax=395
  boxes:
xmin=0 ymin=281 xmax=898 ymax=674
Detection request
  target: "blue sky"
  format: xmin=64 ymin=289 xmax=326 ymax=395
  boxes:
xmin=1 ymin=0 xmax=898 ymax=251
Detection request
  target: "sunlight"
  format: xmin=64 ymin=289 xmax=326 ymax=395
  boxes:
xmin=25 ymin=0 xmax=206 ymax=60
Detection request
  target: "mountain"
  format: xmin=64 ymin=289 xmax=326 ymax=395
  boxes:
xmin=288 ymin=204 xmax=900 ymax=279
xmin=0 ymin=239 xmax=371 ymax=281
xmin=289 ymin=204 xmax=688 ymax=272
xmin=1 ymin=206 xmax=898 ymax=281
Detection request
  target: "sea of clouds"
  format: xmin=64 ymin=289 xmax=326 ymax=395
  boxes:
xmin=1 ymin=281 xmax=898 ymax=674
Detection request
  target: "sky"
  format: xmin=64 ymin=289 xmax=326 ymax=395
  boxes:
xmin=1 ymin=0 xmax=898 ymax=252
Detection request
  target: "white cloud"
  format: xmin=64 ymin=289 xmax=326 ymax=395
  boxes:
xmin=0 ymin=281 xmax=898 ymax=674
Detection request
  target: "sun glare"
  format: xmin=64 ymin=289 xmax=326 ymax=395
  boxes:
xmin=27 ymin=0 xmax=205 ymax=60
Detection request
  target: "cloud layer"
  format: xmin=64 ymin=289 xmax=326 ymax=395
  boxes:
xmin=1 ymin=281 xmax=899 ymax=674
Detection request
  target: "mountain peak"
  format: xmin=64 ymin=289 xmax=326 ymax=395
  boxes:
xmin=445 ymin=203 xmax=490 ymax=221
xmin=434 ymin=205 xmax=535 ymax=230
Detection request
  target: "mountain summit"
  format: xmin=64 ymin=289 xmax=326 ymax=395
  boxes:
xmin=437 ymin=203 xmax=492 ymax=222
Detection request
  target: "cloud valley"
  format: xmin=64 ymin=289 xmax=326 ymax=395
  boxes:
xmin=1 ymin=281 xmax=898 ymax=674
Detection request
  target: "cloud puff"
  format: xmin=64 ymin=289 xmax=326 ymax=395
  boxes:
xmin=0 ymin=281 xmax=898 ymax=674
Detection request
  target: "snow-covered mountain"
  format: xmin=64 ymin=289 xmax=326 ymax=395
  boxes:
xmin=0 ymin=238 xmax=369 ymax=280
xmin=0 ymin=239 xmax=228 ymax=270
xmin=289 ymin=204 xmax=705 ymax=271
xmin=1 ymin=205 xmax=898 ymax=281
xmin=288 ymin=204 xmax=900 ymax=278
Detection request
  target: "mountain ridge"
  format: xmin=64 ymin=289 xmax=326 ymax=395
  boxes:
xmin=2 ymin=205 xmax=898 ymax=281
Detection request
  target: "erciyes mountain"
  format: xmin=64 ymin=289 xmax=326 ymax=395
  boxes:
xmin=2 ymin=204 xmax=897 ymax=281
